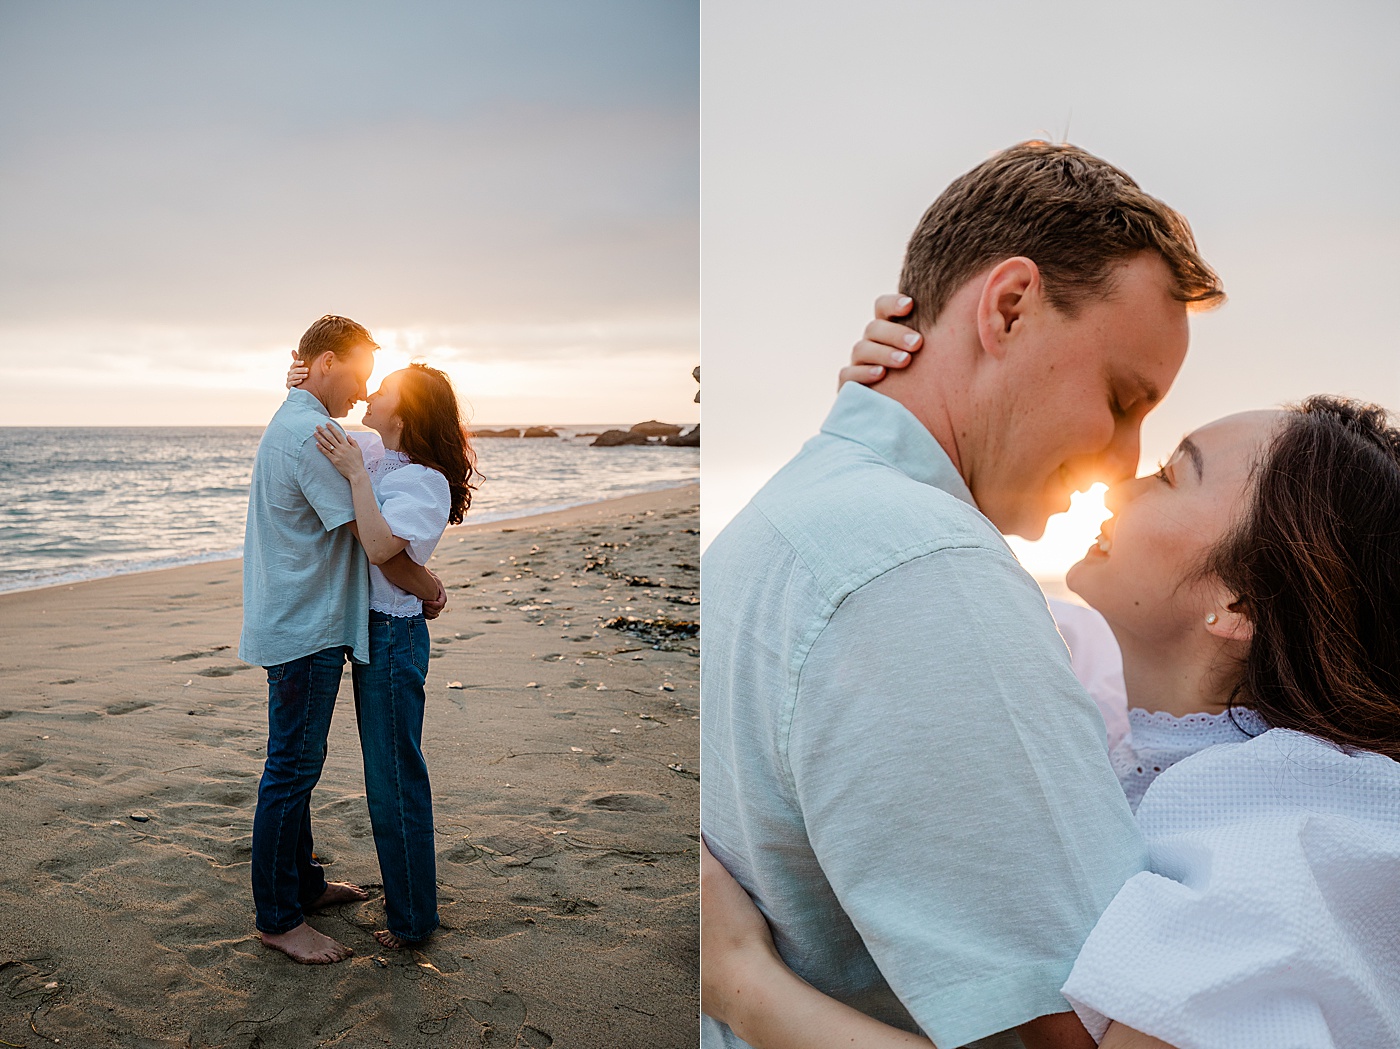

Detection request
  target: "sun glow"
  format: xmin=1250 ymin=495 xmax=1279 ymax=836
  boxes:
xmin=1007 ymin=482 xmax=1112 ymax=583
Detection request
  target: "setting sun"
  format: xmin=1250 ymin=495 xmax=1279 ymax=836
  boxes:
xmin=1007 ymin=482 xmax=1111 ymax=582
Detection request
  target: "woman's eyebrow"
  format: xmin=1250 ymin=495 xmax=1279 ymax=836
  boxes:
xmin=1177 ymin=437 xmax=1204 ymax=481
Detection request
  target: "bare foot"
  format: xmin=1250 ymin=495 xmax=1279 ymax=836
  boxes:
xmin=260 ymin=922 xmax=354 ymax=964
xmin=310 ymin=881 xmax=369 ymax=909
xmin=374 ymin=929 xmax=422 ymax=950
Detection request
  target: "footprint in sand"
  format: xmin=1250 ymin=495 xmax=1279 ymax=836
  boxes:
xmin=104 ymin=699 xmax=152 ymax=716
xmin=195 ymin=665 xmax=252 ymax=677
xmin=587 ymin=792 xmax=669 ymax=813
xmin=0 ymin=751 xmax=46 ymax=777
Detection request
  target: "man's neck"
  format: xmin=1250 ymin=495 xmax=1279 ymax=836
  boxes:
xmin=871 ymin=357 xmax=967 ymax=481
xmin=295 ymin=378 xmax=337 ymax=418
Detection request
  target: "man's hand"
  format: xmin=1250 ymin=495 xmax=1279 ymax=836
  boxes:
xmin=838 ymin=294 xmax=924 ymax=388
xmin=422 ymin=571 xmax=447 ymax=620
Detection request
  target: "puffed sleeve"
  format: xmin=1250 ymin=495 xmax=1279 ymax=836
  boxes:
xmin=1061 ymin=732 xmax=1400 ymax=1047
xmin=376 ymin=464 xmax=451 ymax=565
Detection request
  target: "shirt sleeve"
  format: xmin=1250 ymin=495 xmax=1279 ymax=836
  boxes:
xmin=295 ymin=428 xmax=356 ymax=532
xmin=377 ymin=464 xmax=451 ymax=565
xmin=788 ymin=546 xmax=1148 ymax=1049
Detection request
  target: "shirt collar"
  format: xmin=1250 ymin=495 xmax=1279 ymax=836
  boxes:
xmin=286 ymin=387 xmax=333 ymax=419
xmin=819 ymin=383 xmax=976 ymax=508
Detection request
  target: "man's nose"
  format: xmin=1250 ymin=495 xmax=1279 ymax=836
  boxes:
xmin=1103 ymin=423 xmax=1142 ymax=486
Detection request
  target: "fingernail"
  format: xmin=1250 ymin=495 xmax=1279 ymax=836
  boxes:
xmin=902 ymin=333 xmax=920 ymax=348
xmin=892 ymin=350 xmax=910 ymax=364
xmin=897 ymin=296 xmax=911 ymax=308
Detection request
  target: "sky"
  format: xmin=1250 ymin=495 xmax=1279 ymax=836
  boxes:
xmin=0 ymin=1 xmax=699 ymax=427
xmin=701 ymin=0 xmax=1400 ymax=579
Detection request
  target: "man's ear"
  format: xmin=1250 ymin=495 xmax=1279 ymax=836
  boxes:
xmin=312 ymin=350 xmax=337 ymax=374
xmin=1204 ymin=593 xmax=1253 ymax=643
xmin=975 ymin=257 xmax=1039 ymax=361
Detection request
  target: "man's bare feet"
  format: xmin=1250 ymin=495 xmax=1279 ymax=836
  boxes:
xmin=260 ymin=922 xmax=354 ymax=964
xmin=373 ymin=929 xmax=421 ymax=950
xmin=310 ymin=881 xmax=369 ymax=909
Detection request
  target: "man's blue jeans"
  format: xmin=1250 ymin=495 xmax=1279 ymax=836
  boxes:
xmin=251 ymin=646 xmax=347 ymax=934
xmin=352 ymin=611 xmax=439 ymax=942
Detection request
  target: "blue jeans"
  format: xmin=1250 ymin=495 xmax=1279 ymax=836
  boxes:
xmin=251 ymin=646 xmax=347 ymax=934
xmin=352 ymin=611 xmax=439 ymax=942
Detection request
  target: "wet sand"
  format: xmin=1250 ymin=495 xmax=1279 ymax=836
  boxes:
xmin=0 ymin=485 xmax=698 ymax=1048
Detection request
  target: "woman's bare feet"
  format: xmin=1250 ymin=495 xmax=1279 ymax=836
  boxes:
xmin=310 ymin=881 xmax=369 ymax=909
xmin=260 ymin=922 xmax=354 ymax=964
xmin=373 ymin=929 xmax=420 ymax=950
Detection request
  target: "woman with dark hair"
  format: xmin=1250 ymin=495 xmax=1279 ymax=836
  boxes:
xmin=702 ymin=394 xmax=1400 ymax=1047
xmin=289 ymin=359 xmax=477 ymax=950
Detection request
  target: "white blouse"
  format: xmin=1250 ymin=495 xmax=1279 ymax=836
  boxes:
xmin=356 ymin=432 xmax=452 ymax=617
xmin=1063 ymin=729 xmax=1400 ymax=1047
xmin=1109 ymin=706 xmax=1270 ymax=812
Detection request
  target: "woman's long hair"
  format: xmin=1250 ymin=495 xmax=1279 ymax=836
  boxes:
xmin=394 ymin=363 xmax=477 ymax=525
xmin=1206 ymin=395 xmax=1400 ymax=761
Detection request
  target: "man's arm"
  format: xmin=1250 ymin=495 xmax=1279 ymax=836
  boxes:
xmin=789 ymin=546 xmax=1146 ymax=1049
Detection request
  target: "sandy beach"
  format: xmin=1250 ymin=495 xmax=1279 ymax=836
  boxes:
xmin=0 ymin=484 xmax=699 ymax=1048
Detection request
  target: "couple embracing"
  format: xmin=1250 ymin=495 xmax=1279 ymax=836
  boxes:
xmin=238 ymin=315 xmax=475 ymax=964
xmin=701 ymin=143 xmax=1400 ymax=1047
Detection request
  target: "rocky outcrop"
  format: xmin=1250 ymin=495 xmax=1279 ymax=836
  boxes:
xmin=522 ymin=426 xmax=559 ymax=438
xmin=664 ymin=425 xmax=699 ymax=447
xmin=628 ymin=420 xmax=684 ymax=438
xmin=590 ymin=429 xmax=651 ymax=447
xmin=472 ymin=428 xmax=521 ymax=438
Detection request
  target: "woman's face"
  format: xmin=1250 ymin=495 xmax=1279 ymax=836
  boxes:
xmin=1066 ymin=410 xmax=1282 ymax=640
xmin=361 ymin=370 xmax=405 ymax=438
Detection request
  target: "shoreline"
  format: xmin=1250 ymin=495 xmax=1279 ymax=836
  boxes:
xmin=0 ymin=480 xmax=699 ymax=598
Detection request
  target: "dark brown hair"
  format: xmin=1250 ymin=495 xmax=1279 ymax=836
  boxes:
xmin=1207 ymin=396 xmax=1400 ymax=761
xmin=899 ymin=141 xmax=1225 ymax=329
xmin=297 ymin=315 xmax=376 ymax=363
xmin=395 ymin=363 xmax=478 ymax=525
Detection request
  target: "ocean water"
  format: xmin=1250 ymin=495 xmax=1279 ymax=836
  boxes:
xmin=0 ymin=426 xmax=698 ymax=594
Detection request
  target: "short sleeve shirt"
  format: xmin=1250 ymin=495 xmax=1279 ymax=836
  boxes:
xmin=239 ymin=388 xmax=370 ymax=666
xmin=700 ymin=383 xmax=1148 ymax=1049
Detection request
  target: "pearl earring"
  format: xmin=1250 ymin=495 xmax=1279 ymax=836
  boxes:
xmin=1205 ymin=613 xmax=1219 ymax=626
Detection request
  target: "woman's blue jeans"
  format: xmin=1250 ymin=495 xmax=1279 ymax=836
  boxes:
xmin=352 ymin=610 xmax=439 ymax=942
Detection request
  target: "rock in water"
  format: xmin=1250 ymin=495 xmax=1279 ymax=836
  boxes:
xmin=590 ymin=429 xmax=651 ymax=447
xmin=629 ymin=420 xmax=683 ymax=437
xmin=664 ymin=425 xmax=699 ymax=447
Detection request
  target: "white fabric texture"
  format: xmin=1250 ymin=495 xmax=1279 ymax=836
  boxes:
xmin=1109 ymin=706 xmax=1269 ymax=812
xmin=1062 ymin=729 xmax=1400 ymax=1048
xmin=1048 ymin=599 xmax=1129 ymax=749
xmin=354 ymin=432 xmax=452 ymax=617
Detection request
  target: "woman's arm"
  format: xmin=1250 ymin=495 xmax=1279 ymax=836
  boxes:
xmin=313 ymin=425 xmax=408 ymax=566
xmin=703 ymin=841 xmax=1098 ymax=1049
xmin=702 ymin=841 xmax=934 ymax=1049
xmin=1099 ymin=1024 xmax=1175 ymax=1049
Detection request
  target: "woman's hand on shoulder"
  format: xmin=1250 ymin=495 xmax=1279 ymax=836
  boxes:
xmin=838 ymin=294 xmax=923 ymax=389
xmin=314 ymin=424 xmax=367 ymax=481
xmin=286 ymin=351 xmax=310 ymax=389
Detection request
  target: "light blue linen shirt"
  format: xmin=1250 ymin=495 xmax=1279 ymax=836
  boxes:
xmin=700 ymin=383 xmax=1148 ymax=1049
xmin=239 ymin=388 xmax=370 ymax=667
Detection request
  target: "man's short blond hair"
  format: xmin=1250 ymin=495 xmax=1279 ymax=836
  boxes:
xmin=899 ymin=141 xmax=1224 ymax=330
xmin=296 ymin=315 xmax=377 ymax=363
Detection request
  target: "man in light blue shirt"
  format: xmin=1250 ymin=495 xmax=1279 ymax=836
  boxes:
xmin=701 ymin=143 xmax=1225 ymax=1048
xmin=240 ymin=315 xmax=443 ymax=965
